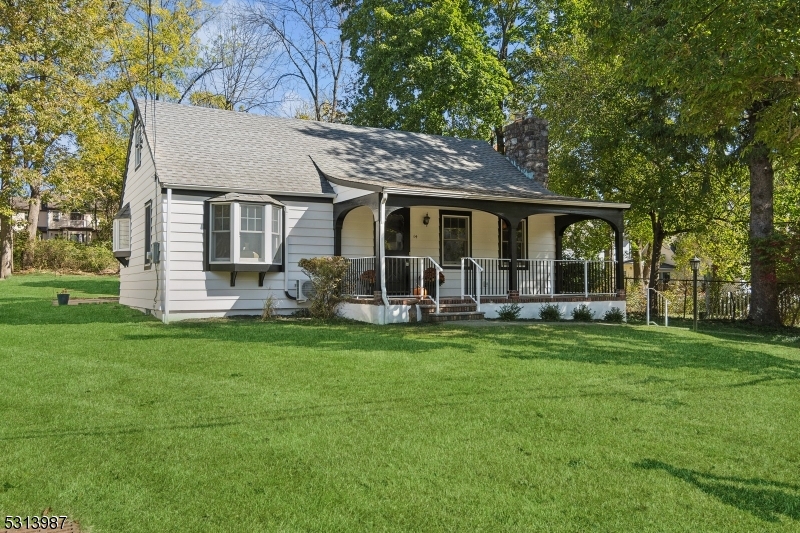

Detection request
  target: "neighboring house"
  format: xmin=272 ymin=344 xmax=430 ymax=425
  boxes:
xmin=623 ymin=241 xmax=677 ymax=281
xmin=12 ymin=197 xmax=97 ymax=243
xmin=114 ymin=101 xmax=630 ymax=324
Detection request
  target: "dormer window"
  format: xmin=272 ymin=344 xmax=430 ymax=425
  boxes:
xmin=205 ymin=193 xmax=284 ymax=285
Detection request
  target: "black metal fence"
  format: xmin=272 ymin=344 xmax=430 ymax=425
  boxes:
xmin=625 ymin=278 xmax=800 ymax=326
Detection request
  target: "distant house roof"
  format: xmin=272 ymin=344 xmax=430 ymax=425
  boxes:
xmin=137 ymin=101 xmax=627 ymax=208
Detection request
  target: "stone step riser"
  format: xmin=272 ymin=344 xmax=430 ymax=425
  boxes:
xmin=419 ymin=306 xmax=477 ymax=314
xmin=423 ymin=312 xmax=485 ymax=323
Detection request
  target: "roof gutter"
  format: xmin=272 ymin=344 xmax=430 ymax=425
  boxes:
xmin=383 ymin=187 xmax=631 ymax=209
xmin=159 ymin=183 xmax=336 ymax=198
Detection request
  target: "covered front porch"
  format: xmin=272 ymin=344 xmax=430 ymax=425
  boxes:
xmin=333 ymin=191 xmax=627 ymax=323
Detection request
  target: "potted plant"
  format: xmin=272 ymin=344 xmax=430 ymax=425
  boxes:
xmin=57 ymin=288 xmax=70 ymax=306
xmin=423 ymin=267 xmax=445 ymax=296
xmin=359 ymin=269 xmax=376 ymax=294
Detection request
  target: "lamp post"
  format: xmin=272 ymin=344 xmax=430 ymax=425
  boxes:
xmin=690 ymin=256 xmax=701 ymax=331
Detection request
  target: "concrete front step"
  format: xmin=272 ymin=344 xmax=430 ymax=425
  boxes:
xmin=425 ymin=311 xmax=486 ymax=323
xmin=419 ymin=303 xmax=477 ymax=314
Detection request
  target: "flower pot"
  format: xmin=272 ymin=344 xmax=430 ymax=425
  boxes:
xmin=57 ymin=293 xmax=70 ymax=306
xmin=413 ymin=286 xmax=427 ymax=297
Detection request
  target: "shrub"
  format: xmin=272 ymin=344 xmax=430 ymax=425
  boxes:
xmin=539 ymin=303 xmax=563 ymax=321
xmin=298 ymin=256 xmax=351 ymax=319
xmin=497 ymin=302 xmax=522 ymax=321
xmin=16 ymin=238 xmax=117 ymax=273
xmin=261 ymin=295 xmax=278 ymax=321
xmin=571 ymin=304 xmax=595 ymax=322
xmin=603 ymin=306 xmax=625 ymax=323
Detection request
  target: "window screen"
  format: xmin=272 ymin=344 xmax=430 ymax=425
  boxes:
xmin=211 ymin=204 xmax=231 ymax=261
xmin=441 ymin=215 xmax=470 ymax=266
xmin=239 ymin=204 xmax=264 ymax=261
xmin=271 ymin=206 xmax=283 ymax=264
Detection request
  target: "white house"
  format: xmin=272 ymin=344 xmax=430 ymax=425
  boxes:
xmin=114 ymin=101 xmax=629 ymax=324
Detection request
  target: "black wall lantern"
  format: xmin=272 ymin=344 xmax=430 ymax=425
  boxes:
xmin=423 ymin=213 xmax=430 ymax=226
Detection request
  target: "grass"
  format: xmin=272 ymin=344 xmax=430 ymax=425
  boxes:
xmin=1 ymin=273 xmax=799 ymax=532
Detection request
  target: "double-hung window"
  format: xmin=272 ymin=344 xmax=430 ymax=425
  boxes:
xmin=441 ymin=212 xmax=471 ymax=267
xmin=271 ymin=206 xmax=283 ymax=264
xmin=499 ymin=219 xmax=527 ymax=259
xmin=206 ymin=194 xmax=284 ymax=271
xmin=239 ymin=204 xmax=265 ymax=261
xmin=211 ymin=204 xmax=231 ymax=262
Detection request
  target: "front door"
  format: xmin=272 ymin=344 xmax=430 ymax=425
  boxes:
xmin=384 ymin=208 xmax=410 ymax=295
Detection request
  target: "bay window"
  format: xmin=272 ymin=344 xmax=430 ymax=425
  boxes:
xmin=205 ymin=193 xmax=284 ymax=284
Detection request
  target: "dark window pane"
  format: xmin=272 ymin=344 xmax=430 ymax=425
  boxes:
xmin=212 ymin=232 xmax=230 ymax=261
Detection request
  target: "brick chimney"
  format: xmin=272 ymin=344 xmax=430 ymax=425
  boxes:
xmin=503 ymin=116 xmax=549 ymax=189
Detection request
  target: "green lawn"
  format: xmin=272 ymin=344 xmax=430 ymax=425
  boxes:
xmin=1 ymin=273 xmax=799 ymax=532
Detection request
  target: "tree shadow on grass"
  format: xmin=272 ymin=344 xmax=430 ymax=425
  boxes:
xmin=123 ymin=318 xmax=474 ymax=355
xmin=636 ymin=459 xmax=800 ymax=523
xmin=485 ymin=325 xmax=800 ymax=381
xmin=19 ymin=277 xmax=119 ymax=297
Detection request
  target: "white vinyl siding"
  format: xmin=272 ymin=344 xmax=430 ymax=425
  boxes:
xmin=159 ymin=197 xmax=332 ymax=319
xmin=118 ymin=119 xmax=161 ymax=314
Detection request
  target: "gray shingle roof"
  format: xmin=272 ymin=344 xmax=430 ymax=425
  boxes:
xmin=140 ymin=101 xmax=558 ymax=199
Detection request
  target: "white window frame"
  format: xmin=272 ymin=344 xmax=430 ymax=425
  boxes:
xmin=238 ymin=203 xmax=266 ymax=263
xmin=210 ymin=203 xmax=233 ymax=263
xmin=441 ymin=214 xmax=471 ymax=267
xmin=208 ymin=202 xmax=283 ymax=266
xmin=271 ymin=205 xmax=283 ymax=265
xmin=113 ymin=218 xmax=131 ymax=252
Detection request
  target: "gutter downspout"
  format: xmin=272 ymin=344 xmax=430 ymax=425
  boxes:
xmin=282 ymin=206 xmax=296 ymax=301
xmin=163 ymin=188 xmax=171 ymax=323
xmin=379 ymin=193 xmax=390 ymax=318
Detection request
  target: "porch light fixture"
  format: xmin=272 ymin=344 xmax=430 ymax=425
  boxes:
xmin=423 ymin=213 xmax=430 ymax=226
xmin=690 ymin=256 xmax=701 ymax=331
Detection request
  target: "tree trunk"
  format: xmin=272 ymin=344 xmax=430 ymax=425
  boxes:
xmin=22 ymin=187 xmax=41 ymax=268
xmin=494 ymin=124 xmax=505 ymax=155
xmin=0 ymin=212 xmax=12 ymax=279
xmin=747 ymin=141 xmax=781 ymax=326
xmin=632 ymin=242 xmax=641 ymax=282
xmin=641 ymin=242 xmax=651 ymax=283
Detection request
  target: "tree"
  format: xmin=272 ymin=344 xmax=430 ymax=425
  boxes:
xmin=0 ymin=0 xmax=112 ymax=276
xmin=188 ymin=7 xmax=281 ymax=112
xmin=112 ymin=0 xmax=208 ymax=103
xmin=532 ymin=28 xmax=742 ymax=293
xmin=481 ymin=0 xmax=539 ymax=152
xmin=340 ymin=0 xmax=511 ymax=138
xmin=585 ymin=0 xmax=800 ymax=325
xmin=246 ymin=0 xmax=348 ymax=122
